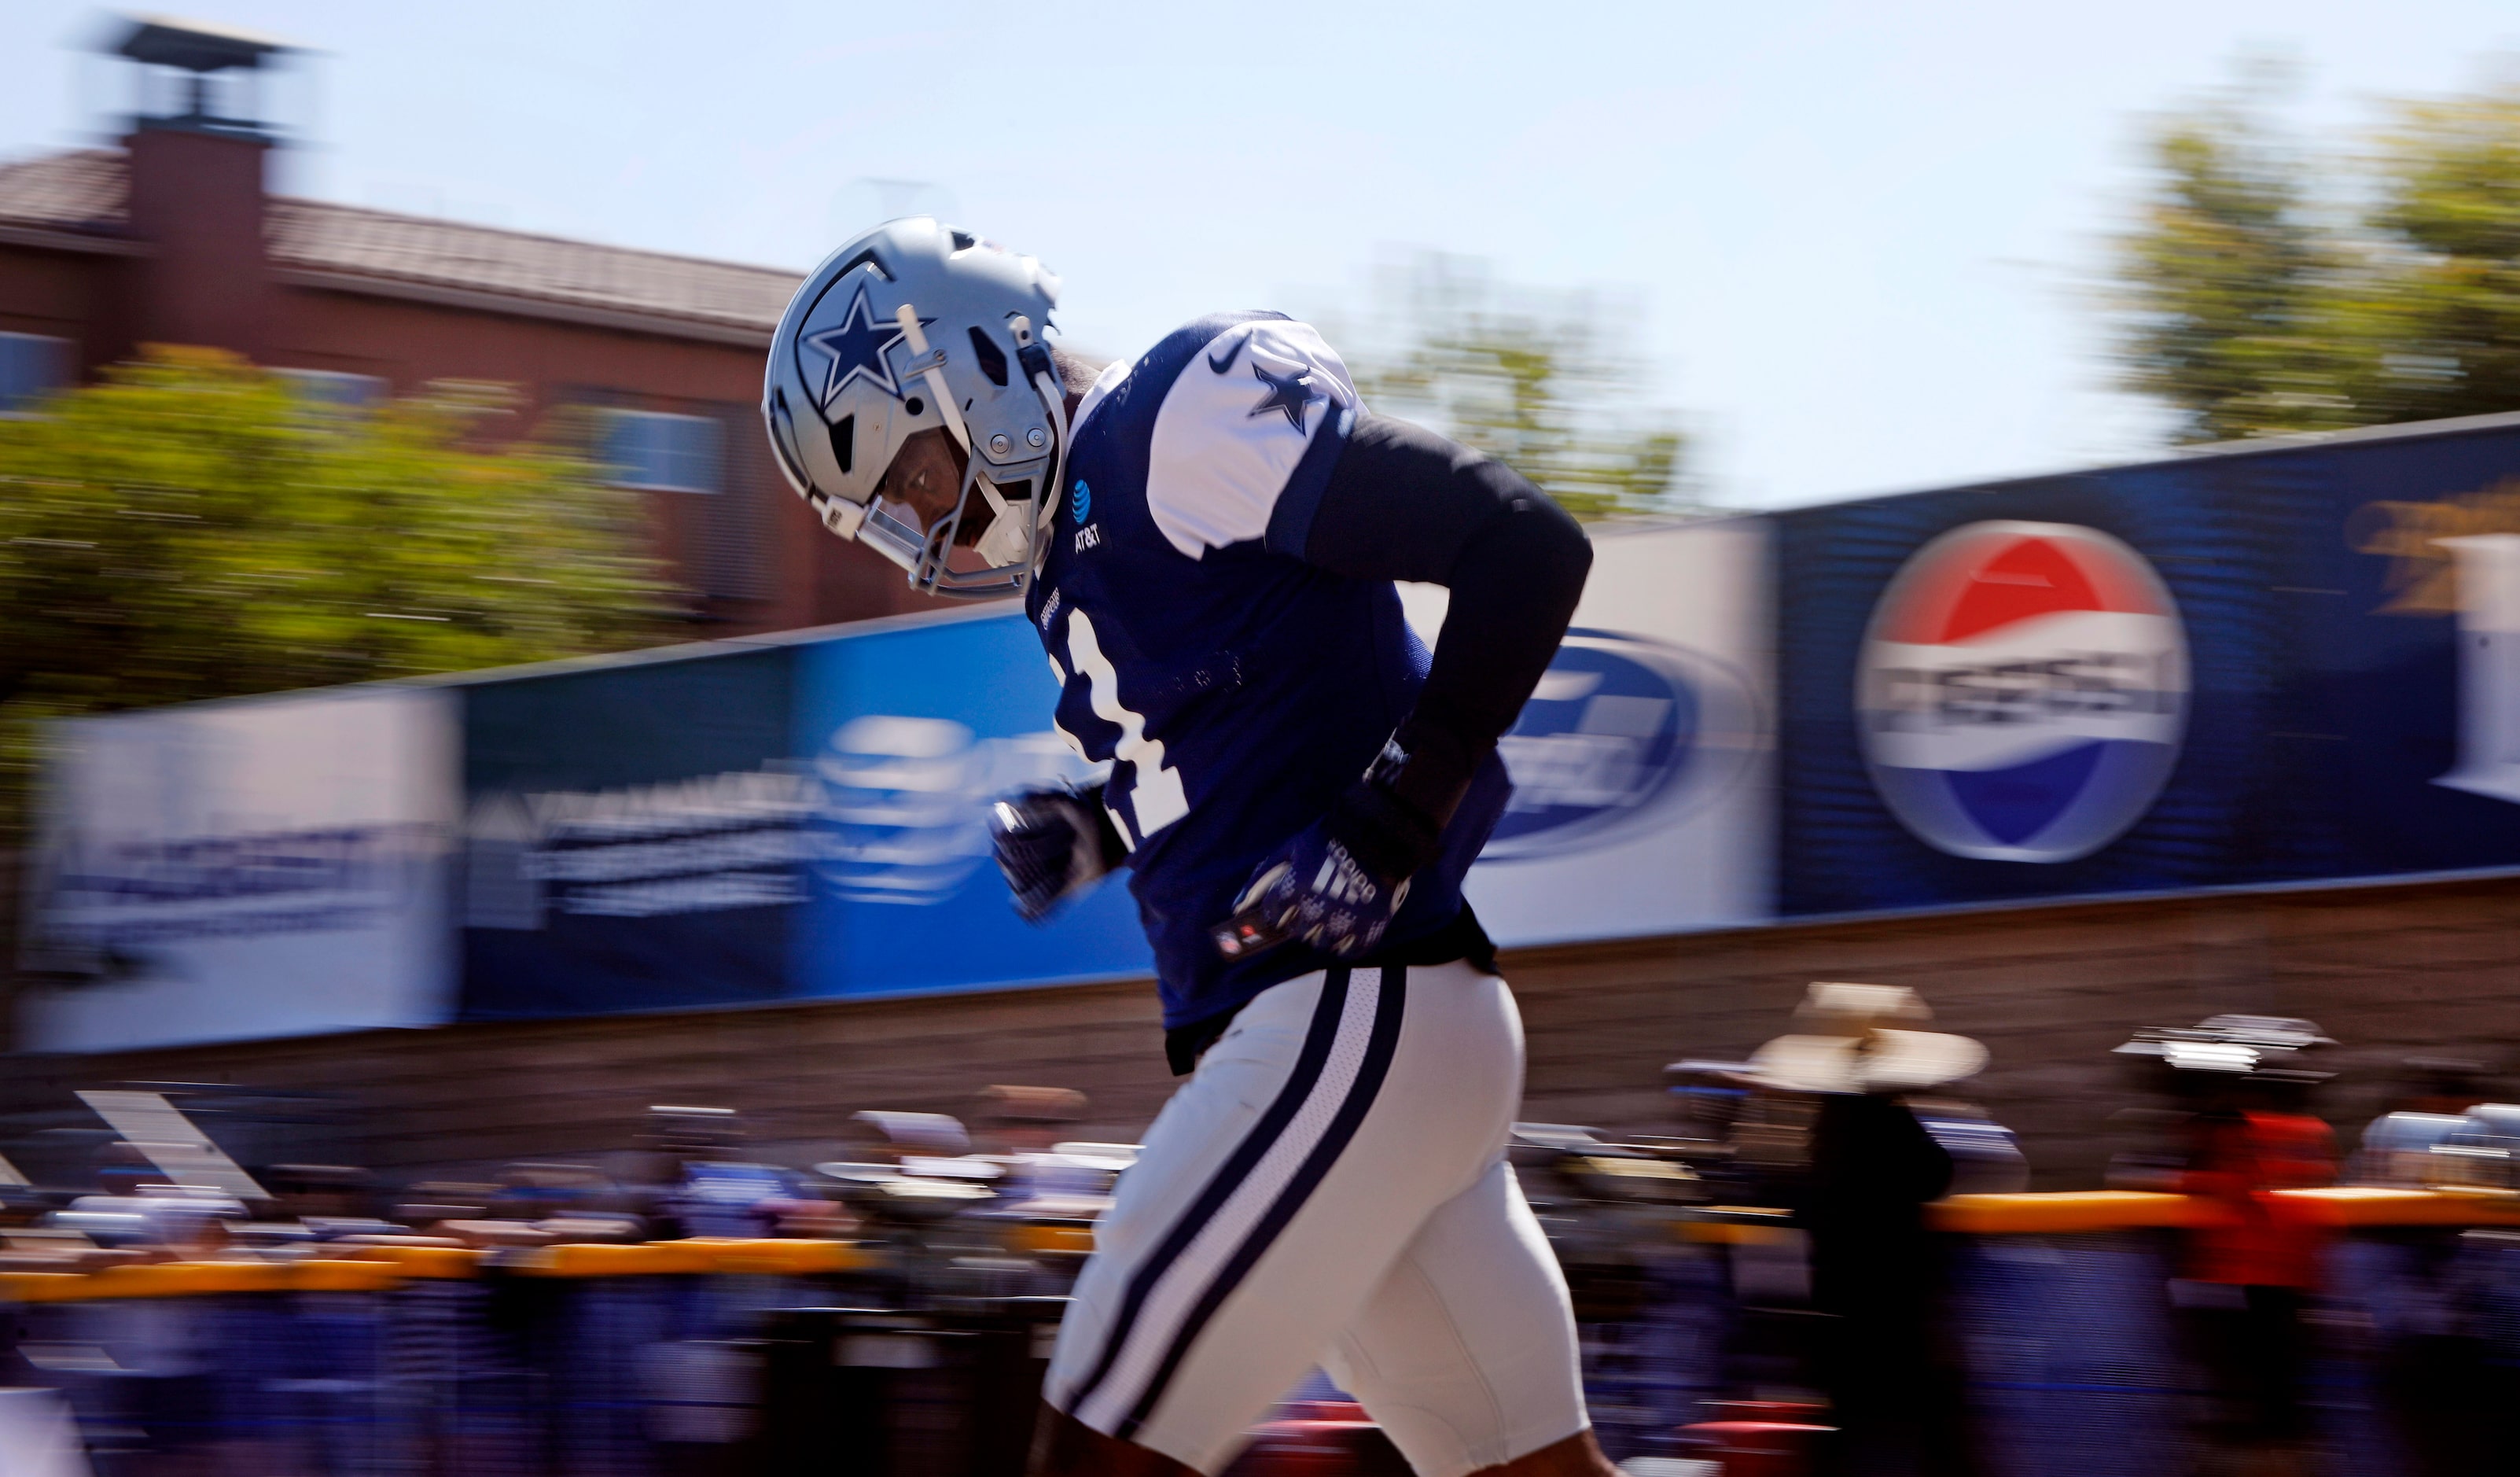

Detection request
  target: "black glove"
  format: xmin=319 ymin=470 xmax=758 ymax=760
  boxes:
xmin=990 ymin=783 xmax=1127 ymax=923
xmin=1212 ymin=728 xmax=1472 ymax=961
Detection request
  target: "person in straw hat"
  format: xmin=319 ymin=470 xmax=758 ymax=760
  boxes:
xmin=1753 ymin=983 xmax=1991 ymax=1477
xmin=1750 ymin=982 xmax=1990 ymax=1101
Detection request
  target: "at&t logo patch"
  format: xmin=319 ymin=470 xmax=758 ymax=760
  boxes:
xmin=1856 ymin=521 xmax=2187 ymax=863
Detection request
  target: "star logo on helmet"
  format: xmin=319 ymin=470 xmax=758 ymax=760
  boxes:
xmin=800 ymin=285 xmax=933 ymax=409
xmin=1248 ymin=362 xmax=1324 ymax=433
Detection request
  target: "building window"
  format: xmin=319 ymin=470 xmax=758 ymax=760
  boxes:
xmin=598 ymin=407 xmax=767 ymax=601
xmin=601 ymin=410 xmax=722 ymax=494
xmin=0 ymin=333 xmax=71 ymax=414
xmin=275 ymin=368 xmax=388 ymax=408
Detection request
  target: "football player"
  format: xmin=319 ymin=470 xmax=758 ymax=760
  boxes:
xmin=765 ymin=219 xmax=1607 ymax=1477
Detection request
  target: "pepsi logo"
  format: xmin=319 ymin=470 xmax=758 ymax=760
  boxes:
xmin=1486 ymin=630 xmax=1762 ymax=862
xmin=1856 ymin=521 xmax=2187 ymax=863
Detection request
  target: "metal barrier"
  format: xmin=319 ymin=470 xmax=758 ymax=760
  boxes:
xmin=1 ymin=1241 xmax=888 ymax=1477
xmin=8 ymin=1199 xmax=2520 ymax=1473
xmin=1930 ymin=1190 xmax=2520 ymax=1476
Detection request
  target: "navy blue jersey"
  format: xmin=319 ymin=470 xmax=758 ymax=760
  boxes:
xmin=1025 ymin=312 xmax=1509 ymax=1031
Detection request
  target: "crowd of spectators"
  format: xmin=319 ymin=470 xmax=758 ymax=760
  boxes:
xmin=9 ymin=993 xmax=2520 ymax=1475
xmin=0 ymin=1087 xmax=1133 ymax=1282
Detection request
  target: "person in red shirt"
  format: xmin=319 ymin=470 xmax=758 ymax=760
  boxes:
xmin=2180 ymin=1105 xmax=2335 ymax=1290
xmin=2117 ymin=1017 xmax=2338 ymax=1460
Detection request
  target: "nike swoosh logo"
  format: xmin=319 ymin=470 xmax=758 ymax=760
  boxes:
xmin=1206 ymin=336 xmax=1242 ymax=374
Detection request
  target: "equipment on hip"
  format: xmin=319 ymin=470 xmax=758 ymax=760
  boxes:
xmin=1212 ymin=734 xmax=1457 ymax=961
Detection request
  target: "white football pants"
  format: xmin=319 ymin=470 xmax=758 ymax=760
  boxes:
xmin=1043 ymin=959 xmax=1589 ymax=1476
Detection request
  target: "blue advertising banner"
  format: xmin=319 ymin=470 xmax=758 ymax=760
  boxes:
xmin=2253 ymin=424 xmax=2520 ymax=877
xmin=788 ymin=608 xmax=1151 ymax=998
xmin=451 ymin=611 xmax=1152 ymax=1023
xmin=457 ymin=646 xmax=803 ymax=1019
xmin=1775 ymin=418 xmax=2520 ymax=915
xmin=45 ymin=412 xmax=2520 ymax=1048
xmin=446 ymin=514 xmax=1772 ymax=1023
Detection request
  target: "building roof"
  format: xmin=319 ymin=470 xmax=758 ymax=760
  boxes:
xmin=0 ymin=149 xmax=126 ymax=233
xmin=0 ymin=148 xmax=804 ymax=343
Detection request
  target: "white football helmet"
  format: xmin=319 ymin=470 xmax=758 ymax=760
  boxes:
xmin=763 ymin=217 xmax=1067 ymax=599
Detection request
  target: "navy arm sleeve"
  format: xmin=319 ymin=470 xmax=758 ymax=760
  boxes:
xmin=1297 ymin=414 xmax=1591 ymax=824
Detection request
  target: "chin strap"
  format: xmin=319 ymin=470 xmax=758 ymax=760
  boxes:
xmin=896 ymin=304 xmax=972 ymax=455
xmin=1010 ymin=315 xmax=1070 ymax=578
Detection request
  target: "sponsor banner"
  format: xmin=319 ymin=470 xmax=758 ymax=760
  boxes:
xmin=1778 ymin=459 xmax=2279 ymax=914
xmin=457 ymin=646 xmax=802 ymax=1019
xmin=43 ymin=416 xmax=2520 ymax=1045
xmin=1450 ymin=518 xmax=1772 ymax=944
xmin=453 ymin=518 xmax=1771 ymax=1020
xmin=451 ymin=612 xmax=1151 ymax=1022
xmin=1856 ymin=521 xmax=2187 ymax=864
xmin=20 ymin=687 xmax=458 ymax=1051
xmin=789 ymin=610 xmax=1151 ymax=998
xmin=1777 ymin=419 xmax=2520 ymax=914
xmin=2251 ymin=423 xmax=2520 ymax=878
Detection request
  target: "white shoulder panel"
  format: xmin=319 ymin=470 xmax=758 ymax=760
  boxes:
xmin=1144 ymin=320 xmax=1360 ymax=559
xmin=1069 ymin=356 xmax=1132 ymax=442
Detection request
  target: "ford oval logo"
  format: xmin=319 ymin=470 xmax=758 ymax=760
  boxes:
xmin=1485 ymin=629 xmax=1763 ymax=862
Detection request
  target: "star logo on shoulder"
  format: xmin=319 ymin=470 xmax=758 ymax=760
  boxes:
xmin=1248 ymin=361 xmax=1324 ymax=433
xmin=801 ymin=285 xmax=933 ymax=408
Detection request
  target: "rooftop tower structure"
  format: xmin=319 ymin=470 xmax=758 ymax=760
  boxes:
xmin=109 ymin=14 xmax=301 ymax=355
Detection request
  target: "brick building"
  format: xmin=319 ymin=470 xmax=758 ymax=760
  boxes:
xmin=0 ymin=18 xmax=929 ymax=635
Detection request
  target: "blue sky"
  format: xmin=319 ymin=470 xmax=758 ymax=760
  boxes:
xmin=2 ymin=2 xmax=2514 ymax=507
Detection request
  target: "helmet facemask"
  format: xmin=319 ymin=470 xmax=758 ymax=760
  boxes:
xmin=854 ymin=440 xmax=1037 ymax=597
xmin=864 ymin=306 xmax=1065 ymax=599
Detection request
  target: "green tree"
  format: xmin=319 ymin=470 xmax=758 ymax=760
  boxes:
xmin=1346 ymin=253 xmax=1698 ymax=520
xmin=2113 ymin=74 xmax=2520 ymax=441
xmin=0 ymin=348 xmax=668 ymax=837
xmin=2341 ymin=86 xmax=2520 ymax=424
